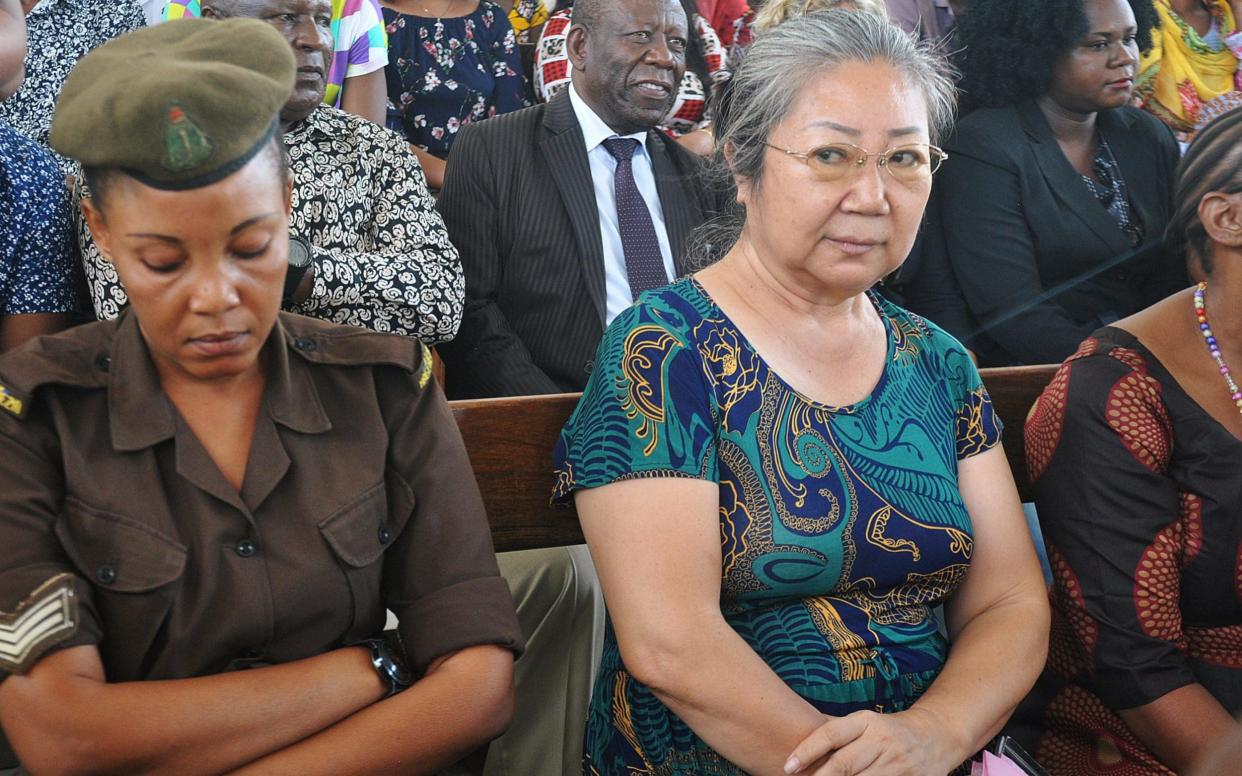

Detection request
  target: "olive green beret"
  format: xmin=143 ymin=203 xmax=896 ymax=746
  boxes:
xmin=49 ymin=18 xmax=296 ymax=190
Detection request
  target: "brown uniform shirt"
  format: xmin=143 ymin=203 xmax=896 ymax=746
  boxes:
xmin=0 ymin=312 xmax=522 ymax=686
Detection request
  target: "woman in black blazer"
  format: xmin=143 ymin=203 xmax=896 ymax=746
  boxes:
xmin=908 ymin=0 xmax=1187 ymax=366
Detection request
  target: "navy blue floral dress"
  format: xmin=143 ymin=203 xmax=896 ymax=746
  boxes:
xmin=383 ymin=1 xmax=530 ymax=159
xmin=554 ymin=279 xmax=1004 ymax=774
xmin=0 ymin=122 xmax=77 ymax=317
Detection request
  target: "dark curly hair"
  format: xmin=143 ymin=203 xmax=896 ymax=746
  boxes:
xmin=956 ymin=0 xmax=1158 ymax=110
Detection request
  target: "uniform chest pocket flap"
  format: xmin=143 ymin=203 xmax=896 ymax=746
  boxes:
xmin=318 ymin=483 xmax=395 ymax=569
xmin=55 ymin=497 xmax=188 ymax=593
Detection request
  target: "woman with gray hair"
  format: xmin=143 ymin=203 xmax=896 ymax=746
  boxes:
xmin=553 ymin=9 xmax=1049 ymax=775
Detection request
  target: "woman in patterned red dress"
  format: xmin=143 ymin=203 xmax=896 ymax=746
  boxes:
xmin=1014 ymin=106 xmax=1242 ymax=774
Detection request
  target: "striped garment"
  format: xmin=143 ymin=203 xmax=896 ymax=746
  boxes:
xmin=162 ymin=0 xmax=387 ymax=108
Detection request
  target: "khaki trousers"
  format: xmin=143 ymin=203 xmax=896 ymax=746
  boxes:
xmin=476 ymin=545 xmax=604 ymax=776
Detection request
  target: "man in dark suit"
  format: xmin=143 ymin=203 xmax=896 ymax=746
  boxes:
xmin=438 ymin=0 xmax=720 ymax=399
xmin=436 ymin=1 xmax=720 ymax=773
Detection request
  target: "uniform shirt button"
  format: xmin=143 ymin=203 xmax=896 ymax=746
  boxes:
xmin=294 ymin=338 xmax=317 ymax=353
xmin=378 ymin=525 xmax=391 ymax=545
xmin=236 ymin=539 xmax=258 ymax=558
xmin=96 ymin=565 xmax=117 ymax=584
xmin=94 ymin=355 xmax=111 ymax=372
xmin=239 ymin=648 xmax=261 ymax=660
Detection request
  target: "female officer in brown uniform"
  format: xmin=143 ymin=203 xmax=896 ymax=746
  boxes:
xmin=0 ymin=18 xmax=522 ymax=775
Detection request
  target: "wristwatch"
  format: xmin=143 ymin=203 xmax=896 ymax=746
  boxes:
xmin=282 ymin=236 xmax=313 ymax=305
xmin=359 ymin=635 xmax=412 ymax=698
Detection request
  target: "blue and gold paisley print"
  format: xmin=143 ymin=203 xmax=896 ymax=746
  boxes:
xmin=553 ymin=278 xmax=1003 ymax=775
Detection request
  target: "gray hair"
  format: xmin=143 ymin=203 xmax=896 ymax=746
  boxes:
xmin=691 ymin=9 xmax=957 ymax=265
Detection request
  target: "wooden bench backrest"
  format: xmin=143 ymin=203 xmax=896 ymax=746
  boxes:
xmin=982 ymin=365 xmax=1059 ymax=506
xmin=450 ymin=365 xmax=1060 ymax=553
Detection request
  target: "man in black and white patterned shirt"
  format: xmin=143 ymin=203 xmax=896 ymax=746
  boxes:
xmin=79 ymin=1 xmax=464 ymax=344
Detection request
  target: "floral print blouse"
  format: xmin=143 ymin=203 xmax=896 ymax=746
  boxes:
xmin=383 ymin=1 xmax=530 ymax=159
xmin=0 ymin=122 xmax=78 ymax=317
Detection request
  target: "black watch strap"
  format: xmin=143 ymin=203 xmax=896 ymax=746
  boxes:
xmin=358 ymin=634 xmax=412 ymax=698
xmin=282 ymin=236 xmax=313 ymax=305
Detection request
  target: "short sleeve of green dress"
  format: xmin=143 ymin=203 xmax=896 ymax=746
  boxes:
xmin=553 ymin=283 xmax=721 ymax=496
xmin=553 ymin=278 xmax=1003 ymax=776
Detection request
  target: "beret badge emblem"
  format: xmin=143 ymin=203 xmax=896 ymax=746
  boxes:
xmin=163 ymin=104 xmax=214 ymax=172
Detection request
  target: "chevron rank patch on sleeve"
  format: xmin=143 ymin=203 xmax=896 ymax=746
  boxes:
xmin=0 ymin=573 xmax=79 ymax=674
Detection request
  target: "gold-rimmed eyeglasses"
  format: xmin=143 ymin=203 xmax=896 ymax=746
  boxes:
xmin=764 ymin=141 xmax=948 ymax=183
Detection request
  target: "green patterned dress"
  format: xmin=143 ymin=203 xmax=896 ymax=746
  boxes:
xmin=553 ymin=278 xmax=1003 ymax=775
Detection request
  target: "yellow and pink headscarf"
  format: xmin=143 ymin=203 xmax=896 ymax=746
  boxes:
xmin=1135 ymin=0 xmax=1242 ymax=140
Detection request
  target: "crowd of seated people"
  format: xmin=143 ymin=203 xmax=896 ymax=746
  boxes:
xmin=0 ymin=0 xmax=1239 ymax=774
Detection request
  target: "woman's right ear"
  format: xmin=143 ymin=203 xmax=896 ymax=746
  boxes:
xmin=1200 ymin=191 xmax=1242 ymax=250
xmin=81 ymin=198 xmax=114 ymax=265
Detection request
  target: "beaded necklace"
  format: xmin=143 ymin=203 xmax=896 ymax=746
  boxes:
xmin=1193 ymin=281 xmax=1242 ymax=413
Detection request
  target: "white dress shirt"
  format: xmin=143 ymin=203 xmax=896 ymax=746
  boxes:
xmin=568 ymin=84 xmax=676 ymax=325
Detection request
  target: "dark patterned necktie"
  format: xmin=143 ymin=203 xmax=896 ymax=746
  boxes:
xmin=602 ymin=137 xmax=669 ymax=298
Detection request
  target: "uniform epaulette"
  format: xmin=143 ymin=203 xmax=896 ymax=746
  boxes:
xmin=280 ymin=313 xmax=426 ymax=382
xmin=0 ymin=321 xmax=118 ymax=420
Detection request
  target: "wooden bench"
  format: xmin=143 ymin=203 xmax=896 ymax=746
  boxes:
xmin=450 ymin=365 xmax=1060 ymax=553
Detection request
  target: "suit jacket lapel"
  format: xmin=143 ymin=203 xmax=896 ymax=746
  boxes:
xmin=1018 ymin=100 xmax=1133 ymax=257
xmin=648 ymin=132 xmax=696 ymax=277
xmin=540 ymin=91 xmax=608 ymax=325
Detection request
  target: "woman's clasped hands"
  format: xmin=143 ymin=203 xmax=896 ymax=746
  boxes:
xmin=785 ymin=706 xmax=963 ymax=776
